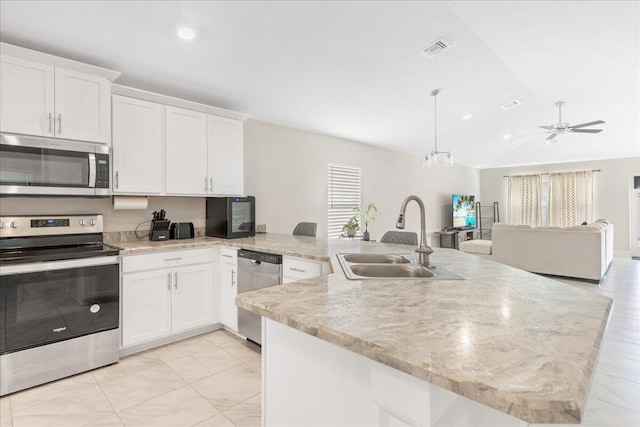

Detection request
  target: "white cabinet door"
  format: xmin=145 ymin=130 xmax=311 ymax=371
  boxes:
xmin=112 ymin=95 xmax=164 ymax=194
xmin=54 ymin=67 xmax=110 ymax=144
xmin=220 ymin=248 xmax=238 ymax=331
xmin=0 ymin=55 xmax=54 ymax=136
xmin=165 ymin=106 xmax=208 ymax=195
xmin=207 ymin=115 xmax=244 ymax=195
xmin=122 ymin=269 xmax=172 ymax=347
xmin=172 ymin=263 xmax=214 ymax=333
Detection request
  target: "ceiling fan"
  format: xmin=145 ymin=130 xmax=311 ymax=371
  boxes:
xmin=538 ymin=101 xmax=605 ymax=142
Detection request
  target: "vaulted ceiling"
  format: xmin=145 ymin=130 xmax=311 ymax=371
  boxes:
xmin=1 ymin=1 xmax=638 ymax=168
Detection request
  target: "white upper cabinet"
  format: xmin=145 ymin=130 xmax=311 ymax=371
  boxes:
xmin=54 ymin=68 xmax=111 ymax=143
xmin=0 ymin=44 xmax=118 ymax=144
xmin=165 ymin=106 xmax=209 ymax=195
xmin=0 ymin=56 xmax=54 ymax=137
xmin=112 ymin=95 xmax=165 ymax=194
xmin=208 ymin=115 xmax=244 ymax=196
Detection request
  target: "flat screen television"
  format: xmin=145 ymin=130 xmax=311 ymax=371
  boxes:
xmin=452 ymin=194 xmax=476 ymax=230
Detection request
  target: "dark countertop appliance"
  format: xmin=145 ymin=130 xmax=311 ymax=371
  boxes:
xmin=206 ymin=196 xmax=255 ymax=239
xmin=170 ymin=222 xmax=194 ymax=239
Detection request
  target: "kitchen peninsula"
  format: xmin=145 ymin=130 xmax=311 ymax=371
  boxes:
xmin=112 ymin=233 xmax=611 ymax=425
xmin=232 ymin=237 xmax=612 ymax=426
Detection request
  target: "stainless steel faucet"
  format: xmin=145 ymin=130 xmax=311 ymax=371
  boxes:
xmin=396 ymin=195 xmax=433 ymax=267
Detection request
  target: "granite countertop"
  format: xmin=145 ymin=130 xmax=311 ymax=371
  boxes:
xmin=112 ymin=232 xmax=612 ymax=424
xmin=111 ymin=232 xmax=404 ymax=262
xmin=230 ymin=236 xmax=613 ymax=425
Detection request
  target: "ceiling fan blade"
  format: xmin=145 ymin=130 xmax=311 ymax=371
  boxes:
xmin=571 ymin=128 xmax=603 ymax=134
xmin=545 ymin=133 xmax=558 ymax=141
xmin=513 ymin=131 xmax=549 ymax=138
xmin=539 ymin=125 xmax=554 ymax=130
xmin=569 ymin=120 xmax=605 ymax=129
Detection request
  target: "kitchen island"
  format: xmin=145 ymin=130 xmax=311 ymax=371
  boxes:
xmin=235 ymin=242 xmax=612 ymax=426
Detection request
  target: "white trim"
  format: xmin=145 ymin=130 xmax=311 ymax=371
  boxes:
xmin=111 ymin=84 xmax=248 ymax=121
xmin=0 ymin=42 xmax=120 ymax=81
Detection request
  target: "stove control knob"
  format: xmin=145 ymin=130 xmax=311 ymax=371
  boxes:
xmin=0 ymin=222 xmax=5 ymax=229
xmin=79 ymin=219 xmax=87 ymax=226
xmin=11 ymin=221 xmax=18 ymax=229
xmin=89 ymin=219 xmax=96 ymax=226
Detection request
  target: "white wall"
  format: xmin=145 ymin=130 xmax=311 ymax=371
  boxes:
xmin=244 ymin=119 xmax=480 ymax=245
xmin=0 ymin=119 xmax=481 ymax=244
xmin=480 ymin=157 xmax=640 ymax=254
xmin=0 ymin=196 xmax=206 ymax=233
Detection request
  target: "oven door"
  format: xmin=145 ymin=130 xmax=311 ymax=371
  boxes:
xmin=0 ymin=256 xmax=119 ymax=355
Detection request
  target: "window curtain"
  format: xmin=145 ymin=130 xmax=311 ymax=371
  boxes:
xmin=548 ymin=171 xmax=593 ymax=227
xmin=507 ymin=174 xmax=541 ymax=226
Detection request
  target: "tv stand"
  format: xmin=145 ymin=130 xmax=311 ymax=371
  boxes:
xmin=436 ymin=229 xmax=474 ymax=249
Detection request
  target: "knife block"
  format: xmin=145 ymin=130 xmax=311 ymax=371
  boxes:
xmin=150 ymin=219 xmax=171 ymax=241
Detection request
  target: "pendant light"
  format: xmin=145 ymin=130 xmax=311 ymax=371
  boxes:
xmin=423 ymin=89 xmax=453 ymax=168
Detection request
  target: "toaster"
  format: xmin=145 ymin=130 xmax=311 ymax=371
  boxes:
xmin=170 ymin=222 xmax=195 ymax=239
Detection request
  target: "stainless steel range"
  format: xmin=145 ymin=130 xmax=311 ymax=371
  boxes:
xmin=0 ymin=214 xmax=120 ymax=396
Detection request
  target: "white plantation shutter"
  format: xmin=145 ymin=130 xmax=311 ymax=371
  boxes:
xmin=327 ymin=163 xmax=361 ymax=238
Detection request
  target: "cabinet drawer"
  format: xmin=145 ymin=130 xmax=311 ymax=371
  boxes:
xmin=220 ymin=247 xmax=238 ymax=264
xmin=123 ymin=248 xmax=213 ymax=273
xmin=283 ymin=256 xmax=322 ymax=280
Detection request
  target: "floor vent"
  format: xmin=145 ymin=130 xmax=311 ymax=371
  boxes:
xmin=420 ymin=39 xmax=450 ymax=58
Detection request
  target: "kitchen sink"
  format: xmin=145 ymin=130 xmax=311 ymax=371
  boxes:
xmin=336 ymin=253 xmax=463 ymax=280
xmin=342 ymin=253 xmax=411 ymax=264
xmin=349 ymin=264 xmax=435 ymax=278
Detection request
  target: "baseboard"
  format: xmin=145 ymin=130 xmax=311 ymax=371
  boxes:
xmin=613 ymin=250 xmax=631 ymax=258
xmin=119 ymin=323 xmax=223 ymax=357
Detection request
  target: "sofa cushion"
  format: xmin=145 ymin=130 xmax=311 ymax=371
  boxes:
xmin=564 ymin=225 xmax=601 ymax=231
xmin=492 ymin=223 xmax=531 ymax=229
xmin=460 ymin=240 xmax=492 ymax=255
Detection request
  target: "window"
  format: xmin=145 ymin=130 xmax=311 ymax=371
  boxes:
xmin=327 ymin=163 xmax=361 ymax=238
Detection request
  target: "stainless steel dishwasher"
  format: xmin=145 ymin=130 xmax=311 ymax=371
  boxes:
xmin=237 ymin=249 xmax=283 ymax=345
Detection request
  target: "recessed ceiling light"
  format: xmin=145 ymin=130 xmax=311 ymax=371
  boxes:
xmin=462 ymin=113 xmax=474 ymax=121
xmin=177 ymin=27 xmax=196 ymax=40
xmin=503 ymin=134 xmax=512 ymax=140
xmin=500 ymin=99 xmax=521 ymax=111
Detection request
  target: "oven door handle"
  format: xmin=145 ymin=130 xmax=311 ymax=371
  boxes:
xmin=0 ymin=256 xmax=119 ymax=276
xmin=88 ymin=153 xmax=96 ymax=188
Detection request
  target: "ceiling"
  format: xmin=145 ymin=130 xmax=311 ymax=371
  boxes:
xmin=1 ymin=1 xmax=638 ymax=168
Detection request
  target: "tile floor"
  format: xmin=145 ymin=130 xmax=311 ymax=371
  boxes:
xmin=0 ymin=258 xmax=638 ymax=427
xmin=0 ymin=329 xmax=261 ymax=427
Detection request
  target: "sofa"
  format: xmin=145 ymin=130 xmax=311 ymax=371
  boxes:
xmin=490 ymin=220 xmax=614 ymax=282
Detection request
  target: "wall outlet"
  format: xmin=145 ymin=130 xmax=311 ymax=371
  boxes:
xmin=256 ymin=224 xmax=267 ymax=233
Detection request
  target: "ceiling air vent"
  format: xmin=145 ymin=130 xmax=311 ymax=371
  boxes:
xmin=420 ymin=39 xmax=450 ymax=58
xmin=500 ymin=99 xmax=522 ymax=111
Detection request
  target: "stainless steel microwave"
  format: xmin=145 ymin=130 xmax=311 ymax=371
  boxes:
xmin=0 ymin=133 xmax=110 ymax=197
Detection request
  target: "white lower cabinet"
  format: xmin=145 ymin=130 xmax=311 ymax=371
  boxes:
xmin=121 ymin=248 xmax=215 ymax=348
xmin=122 ymin=269 xmax=172 ymax=346
xmin=219 ymin=247 xmax=238 ymax=331
xmin=283 ymin=256 xmax=331 ymax=284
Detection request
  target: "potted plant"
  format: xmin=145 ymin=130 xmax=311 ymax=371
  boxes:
xmin=361 ymin=203 xmax=378 ymax=241
xmin=342 ymin=215 xmax=360 ymax=238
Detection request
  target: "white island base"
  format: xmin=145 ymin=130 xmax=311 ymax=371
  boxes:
xmin=263 ymin=318 xmax=535 ymax=427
